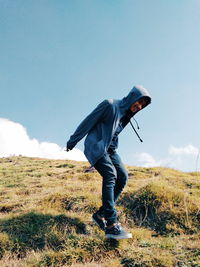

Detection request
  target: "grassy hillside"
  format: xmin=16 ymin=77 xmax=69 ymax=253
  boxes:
xmin=0 ymin=156 xmax=200 ymax=267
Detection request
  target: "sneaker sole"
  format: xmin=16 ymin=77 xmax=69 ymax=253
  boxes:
xmin=105 ymin=233 xmax=132 ymax=239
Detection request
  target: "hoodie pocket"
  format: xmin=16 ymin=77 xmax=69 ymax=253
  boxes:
xmin=91 ymin=139 xmax=105 ymax=159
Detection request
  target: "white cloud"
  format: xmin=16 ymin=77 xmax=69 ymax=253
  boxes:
xmin=1 ymin=118 xmax=199 ymax=172
xmin=136 ymin=152 xmax=159 ymax=167
xmin=169 ymin=144 xmax=198 ymax=156
xmin=0 ymin=118 xmax=87 ymax=161
xmin=133 ymin=144 xmax=200 ymax=172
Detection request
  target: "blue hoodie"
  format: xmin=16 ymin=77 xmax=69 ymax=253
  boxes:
xmin=67 ymin=85 xmax=151 ymax=166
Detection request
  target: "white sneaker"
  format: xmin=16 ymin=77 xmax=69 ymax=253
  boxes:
xmin=105 ymin=223 xmax=132 ymax=239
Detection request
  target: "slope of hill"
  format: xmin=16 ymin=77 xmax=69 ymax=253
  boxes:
xmin=0 ymin=156 xmax=200 ymax=267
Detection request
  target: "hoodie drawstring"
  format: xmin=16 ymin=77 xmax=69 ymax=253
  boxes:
xmin=129 ymin=119 xmax=143 ymax=142
xmin=133 ymin=118 xmax=140 ymax=130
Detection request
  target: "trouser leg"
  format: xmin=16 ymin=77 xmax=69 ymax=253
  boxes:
xmin=94 ymin=153 xmax=117 ymax=226
xmin=109 ymin=151 xmax=128 ymax=202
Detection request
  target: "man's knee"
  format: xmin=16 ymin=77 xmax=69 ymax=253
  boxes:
xmin=103 ymin=167 xmax=117 ymax=184
xmin=119 ymin=169 xmax=128 ymax=186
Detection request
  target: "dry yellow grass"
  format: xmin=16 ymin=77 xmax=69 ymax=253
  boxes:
xmin=0 ymin=156 xmax=200 ymax=266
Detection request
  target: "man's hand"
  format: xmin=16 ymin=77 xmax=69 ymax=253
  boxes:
xmin=65 ymin=141 xmax=73 ymax=152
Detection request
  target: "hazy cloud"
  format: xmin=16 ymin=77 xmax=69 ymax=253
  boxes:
xmin=0 ymin=118 xmax=87 ymax=161
xmin=136 ymin=152 xmax=159 ymax=167
xmin=169 ymin=144 xmax=198 ymax=156
xmin=134 ymin=144 xmax=200 ymax=172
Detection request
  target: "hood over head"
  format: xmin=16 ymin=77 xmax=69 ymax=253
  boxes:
xmin=119 ymin=85 xmax=151 ymax=115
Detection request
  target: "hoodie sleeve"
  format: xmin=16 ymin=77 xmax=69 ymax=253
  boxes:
xmin=67 ymin=100 xmax=110 ymax=150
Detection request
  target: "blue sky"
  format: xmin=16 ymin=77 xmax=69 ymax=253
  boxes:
xmin=0 ymin=0 xmax=200 ymax=171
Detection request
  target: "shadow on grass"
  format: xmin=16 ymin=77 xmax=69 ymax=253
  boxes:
xmin=104 ymin=238 xmax=121 ymax=249
xmin=119 ymin=190 xmax=168 ymax=233
xmin=119 ymin=189 xmax=199 ymax=235
xmin=0 ymin=212 xmax=87 ymax=255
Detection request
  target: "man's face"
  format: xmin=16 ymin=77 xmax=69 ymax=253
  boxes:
xmin=129 ymin=98 xmax=147 ymax=113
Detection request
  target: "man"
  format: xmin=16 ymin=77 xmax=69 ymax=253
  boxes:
xmin=66 ymin=85 xmax=151 ymax=239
